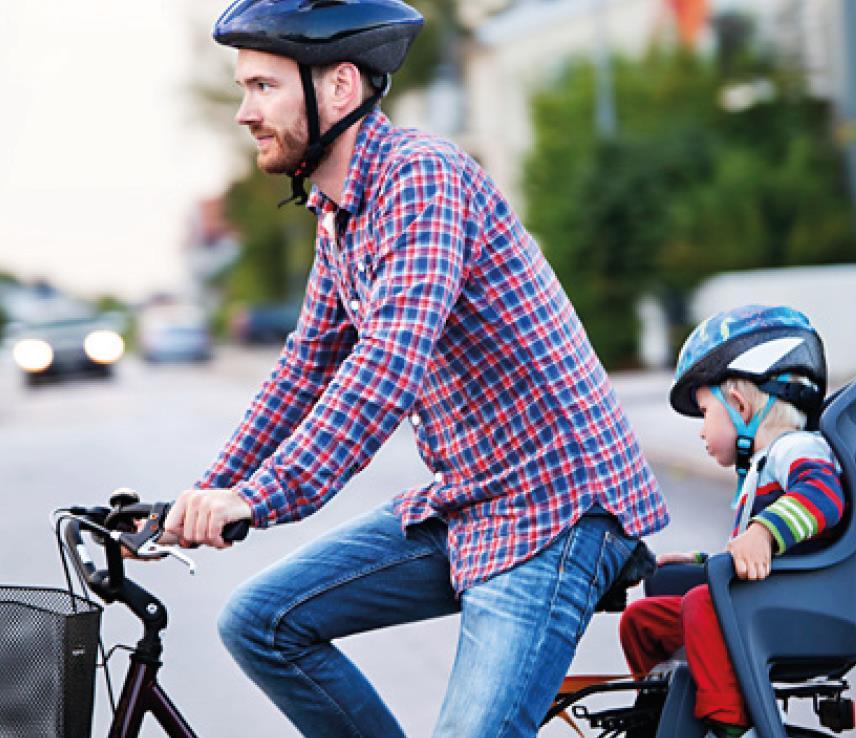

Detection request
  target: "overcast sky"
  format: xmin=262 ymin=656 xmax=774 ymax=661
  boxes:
xmin=0 ymin=0 xmax=244 ymax=300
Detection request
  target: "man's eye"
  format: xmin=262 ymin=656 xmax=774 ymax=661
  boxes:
xmin=257 ymin=82 xmax=270 ymax=92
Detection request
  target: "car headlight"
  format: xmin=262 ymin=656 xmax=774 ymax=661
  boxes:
xmin=84 ymin=330 xmax=125 ymax=364
xmin=13 ymin=339 xmax=54 ymax=372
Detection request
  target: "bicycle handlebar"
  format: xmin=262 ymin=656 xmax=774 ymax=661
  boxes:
xmin=57 ymin=499 xmax=251 ymax=602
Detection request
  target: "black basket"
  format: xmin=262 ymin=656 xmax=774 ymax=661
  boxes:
xmin=0 ymin=586 xmax=102 ymax=738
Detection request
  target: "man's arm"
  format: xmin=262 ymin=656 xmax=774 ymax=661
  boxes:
xmin=197 ymin=250 xmax=357 ymax=491
xmin=232 ymin=153 xmax=468 ymax=529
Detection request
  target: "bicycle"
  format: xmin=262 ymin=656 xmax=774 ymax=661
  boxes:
xmin=6 ymin=376 xmax=856 ymax=738
xmin=28 ymin=491 xmax=249 ymax=738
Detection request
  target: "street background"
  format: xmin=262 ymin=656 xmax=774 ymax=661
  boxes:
xmin=1 ymin=349 xmax=839 ymax=738
xmin=2 ymin=0 xmax=856 ymax=735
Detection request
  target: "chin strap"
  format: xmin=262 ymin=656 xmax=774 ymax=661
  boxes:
xmin=278 ymin=65 xmax=389 ymax=207
xmin=710 ymin=385 xmax=777 ymax=509
xmin=713 ymin=373 xmax=824 ymax=509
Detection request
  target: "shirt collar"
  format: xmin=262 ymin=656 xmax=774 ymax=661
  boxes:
xmin=306 ymin=109 xmax=390 ymax=218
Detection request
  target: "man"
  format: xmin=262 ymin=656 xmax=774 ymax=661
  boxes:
xmin=165 ymin=1 xmax=669 ymax=736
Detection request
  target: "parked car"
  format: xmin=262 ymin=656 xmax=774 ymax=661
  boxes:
xmin=229 ymin=302 xmax=301 ymax=344
xmin=5 ymin=315 xmax=125 ymax=386
xmin=137 ymin=303 xmax=212 ymax=363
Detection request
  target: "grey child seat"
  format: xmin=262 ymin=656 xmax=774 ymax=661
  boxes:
xmin=705 ymin=376 xmax=856 ymax=738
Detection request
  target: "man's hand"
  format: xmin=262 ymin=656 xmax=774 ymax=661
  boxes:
xmin=656 ymin=552 xmax=698 ymax=566
xmin=726 ymin=523 xmax=774 ymax=580
xmin=165 ymin=488 xmax=253 ymax=549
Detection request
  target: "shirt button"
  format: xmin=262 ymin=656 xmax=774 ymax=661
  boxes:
xmin=322 ymin=211 xmax=336 ymax=236
xmin=357 ymin=261 xmax=366 ymax=274
xmin=434 ymin=472 xmax=444 ymax=484
xmin=410 ymin=413 xmax=421 ymax=427
xmin=349 ymin=299 xmax=360 ymax=312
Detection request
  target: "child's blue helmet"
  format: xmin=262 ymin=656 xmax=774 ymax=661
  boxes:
xmin=671 ymin=304 xmax=827 ymax=503
xmin=670 ymin=304 xmax=826 ymax=419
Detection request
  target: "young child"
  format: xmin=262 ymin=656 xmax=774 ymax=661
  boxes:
xmin=620 ymin=304 xmax=845 ymax=738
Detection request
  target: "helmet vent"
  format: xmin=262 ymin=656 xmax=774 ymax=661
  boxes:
xmin=727 ymin=337 xmax=805 ymax=374
xmin=302 ymin=0 xmax=348 ymax=8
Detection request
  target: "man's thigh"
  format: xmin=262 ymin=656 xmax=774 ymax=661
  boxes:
xmin=224 ymin=502 xmax=460 ymax=651
xmin=433 ymin=514 xmax=636 ymax=738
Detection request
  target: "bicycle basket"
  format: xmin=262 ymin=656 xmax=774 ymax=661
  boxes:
xmin=0 ymin=586 xmax=102 ymax=738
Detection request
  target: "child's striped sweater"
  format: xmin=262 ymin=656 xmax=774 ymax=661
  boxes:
xmin=734 ymin=430 xmax=845 ymax=553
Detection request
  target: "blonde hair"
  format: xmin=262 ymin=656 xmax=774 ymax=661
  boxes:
xmin=721 ymin=376 xmax=811 ymax=432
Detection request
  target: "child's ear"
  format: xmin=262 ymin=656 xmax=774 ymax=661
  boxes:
xmin=727 ymin=387 xmax=754 ymax=424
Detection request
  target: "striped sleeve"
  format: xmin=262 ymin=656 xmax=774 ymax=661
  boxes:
xmin=752 ymin=433 xmax=845 ymax=553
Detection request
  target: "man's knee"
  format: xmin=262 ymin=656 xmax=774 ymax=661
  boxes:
xmin=218 ymin=585 xmax=263 ymax=659
xmin=218 ymin=581 xmax=321 ymax=665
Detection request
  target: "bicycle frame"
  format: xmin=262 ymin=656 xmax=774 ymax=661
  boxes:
xmin=107 ymin=647 xmax=197 ymax=738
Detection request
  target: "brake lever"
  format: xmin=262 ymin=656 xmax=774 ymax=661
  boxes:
xmin=117 ymin=501 xmax=198 ymax=575
xmin=136 ymin=539 xmax=197 ymax=575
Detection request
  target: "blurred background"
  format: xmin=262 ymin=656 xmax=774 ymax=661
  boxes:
xmin=1 ymin=1 xmax=855 ymax=736
xmin=2 ymin=0 xmax=855 ymax=376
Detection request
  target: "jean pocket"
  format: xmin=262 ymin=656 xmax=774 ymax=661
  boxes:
xmin=595 ymin=531 xmax=656 ymax=613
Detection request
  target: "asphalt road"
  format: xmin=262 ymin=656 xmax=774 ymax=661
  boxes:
xmin=0 ymin=348 xmax=836 ymax=737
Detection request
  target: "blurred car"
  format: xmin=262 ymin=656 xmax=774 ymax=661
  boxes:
xmin=5 ymin=315 xmax=125 ymax=386
xmin=229 ymin=301 xmax=301 ymax=344
xmin=138 ymin=303 xmax=213 ymax=363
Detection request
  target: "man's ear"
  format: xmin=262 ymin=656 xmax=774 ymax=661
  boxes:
xmin=327 ymin=62 xmax=363 ymax=113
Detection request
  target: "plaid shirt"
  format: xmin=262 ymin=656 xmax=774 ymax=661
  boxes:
xmin=198 ymin=111 xmax=668 ymax=592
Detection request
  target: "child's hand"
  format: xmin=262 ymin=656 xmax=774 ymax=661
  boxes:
xmin=726 ymin=523 xmax=774 ymax=580
xmin=656 ymin=552 xmax=699 ymax=566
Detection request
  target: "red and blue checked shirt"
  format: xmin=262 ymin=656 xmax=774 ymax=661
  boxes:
xmin=197 ymin=110 xmax=669 ymax=592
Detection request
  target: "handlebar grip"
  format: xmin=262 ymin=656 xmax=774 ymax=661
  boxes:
xmin=63 ymin=519 xmax=96 ymax=578
xmin=222 ymin=519 xmax=250 ymax=543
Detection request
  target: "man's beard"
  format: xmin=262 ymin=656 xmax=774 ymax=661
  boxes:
xmin=253 ymin=122 xmax=308 ymax=175
xmin=253 ymin=116 xmax=332 ymax=177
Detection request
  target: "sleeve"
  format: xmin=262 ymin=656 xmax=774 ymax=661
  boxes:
xmin=195 ymin=248 xmax=357 ymax=492
xmin=232 ymin=153 xmax=468 ymax=527
xmin=751 ymin=433 xmax=845 ymax=553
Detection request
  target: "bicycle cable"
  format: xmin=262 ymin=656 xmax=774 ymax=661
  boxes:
xmin=52 ymin=510 xmax=119 ymax=714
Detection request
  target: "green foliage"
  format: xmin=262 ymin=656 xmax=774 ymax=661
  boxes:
xmin=525 ymin=47 xmax=856 ymax=368
xmin=221 ymin=158 xmax=316 ymax=305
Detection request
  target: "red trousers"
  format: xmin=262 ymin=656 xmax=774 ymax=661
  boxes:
xmin=619 ymin=585 xmax=749 ymax=727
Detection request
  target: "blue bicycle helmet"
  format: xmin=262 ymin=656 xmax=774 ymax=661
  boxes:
xmin=671 ymin=304 xmax=826 ymax=419
xmin=671 ymin=305 xmax=826 ymax=501
xmin=214 ymin=0 xmax=424 ymax=204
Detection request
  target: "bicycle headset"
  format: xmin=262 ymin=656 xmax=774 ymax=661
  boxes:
xmin=213 ymin=0 xmax=424 ymax=205
xmin=670 ymin=304 xmax=827 ymax=502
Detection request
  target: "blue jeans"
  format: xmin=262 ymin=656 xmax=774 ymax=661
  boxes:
xmin=218 ymin=502 xmax=637 ymax=738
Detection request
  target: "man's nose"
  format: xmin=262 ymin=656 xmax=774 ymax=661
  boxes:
xmin=235 ymin=96 xmax=259 ymax=126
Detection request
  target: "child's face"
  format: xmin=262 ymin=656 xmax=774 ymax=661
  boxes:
xmin=695 ymin=386 xmax=737 ymax=467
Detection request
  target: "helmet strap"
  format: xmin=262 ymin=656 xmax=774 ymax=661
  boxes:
xmin=279 ymin=66 xmax=388 ymax=207
xmin=709 ymin=385 xmax=777 ymax=509
xmin=757 ymin=377 xmax=823 ymax=429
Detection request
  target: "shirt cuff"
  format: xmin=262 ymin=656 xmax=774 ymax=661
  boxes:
xmin=751 ymin=515 xmax=787 ymax=554
xmin=233 ymin=469 xmax=286 ymax=529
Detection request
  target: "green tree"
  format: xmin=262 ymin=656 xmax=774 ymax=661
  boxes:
xmin=525 ymin=46 xmax=856 ymax=368
xmin=220 ymin=161 xmax=316 ymax=305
